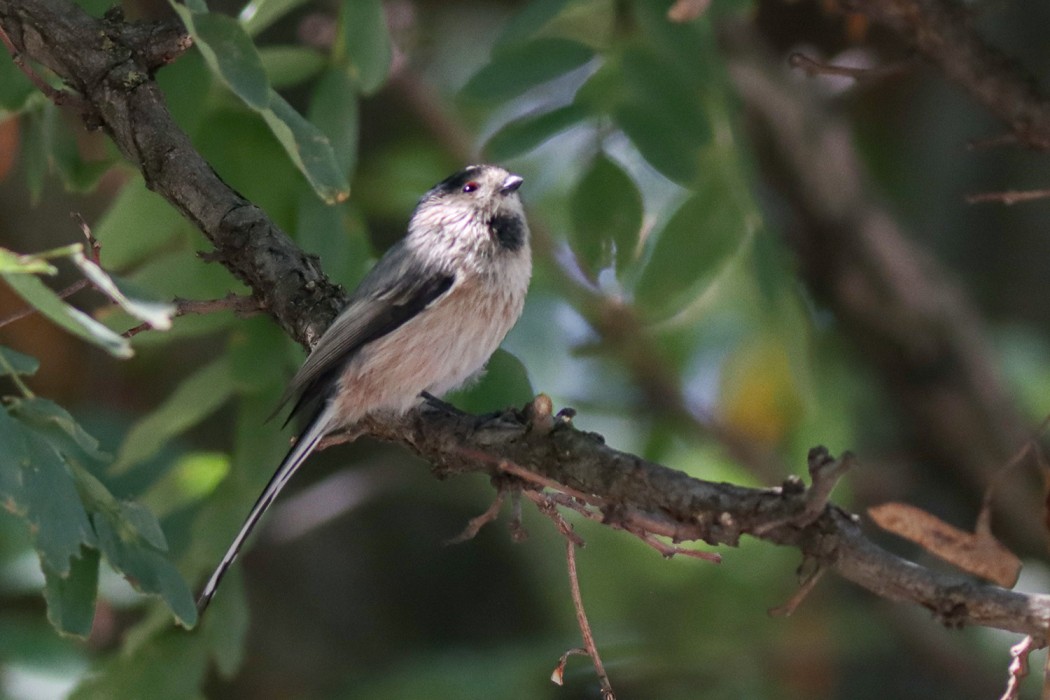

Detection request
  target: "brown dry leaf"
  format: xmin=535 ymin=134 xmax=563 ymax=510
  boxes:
xmin=868 ymin=502 xmax=1021 ymax=588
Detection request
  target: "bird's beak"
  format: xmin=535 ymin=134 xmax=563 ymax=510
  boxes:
xmin=500 ymin=174 xmax=524 ymax=194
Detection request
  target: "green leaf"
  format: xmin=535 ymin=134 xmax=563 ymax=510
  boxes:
xmin=262 ymin=90 xmax=351 ymax=204
xmin=634 ymin=186 xmax=744 ymax=318
xmin=259 ymin=46 xmax=326 ymax=89
xmin=462 ymin=38 xmax=595 ymax=101
xmin=484 ymin=103 xmax=591 ymax=161
xmin=570 ymin=153 xmax=643 ymax=275
xmin=92 ymin=514 xmax=198 ymax=627
xmin=446 ymin=349 xmax=534 ymax=414
xmin=69 ymin=630 xmax=209 ymax=699
xmin=615 ymin=102 xmax=700 ymax=185
xmin=0 ymin=49 xmax=36 ymax=112
xmin=495 ymin=0 xmax=573 ymax=49
xmin=338 ymin=0 xmax=392 ymax=95
xmin=0 ymin=246 xmax=57 ymax=275
xmin=309 ymin=67 xmax=360 ymax=177
xmin=71 ymin=251 xmax=175 ymax=331
xmin=612 ymin=46 xmax=712 ymax=185
xmin=92 ymin=177 xmax=190 ymax=271
xmin=1 ymin=270 xmax=132 ymax=358
xmin=42 ymin=547 xmax=100 ymax=638
xmin=113 ymin=357 xmax=236 ymax=473
xmin=201 ymin=569 xmax=249 ymax=678
xmin=0 ymin=346 xmax=40 ymax=377
xmin=0 ymin=406 xmax=28 ymax=507
xmin=11 ymin=397 xmax=111 ymax=469
xmin=170 ymin=3 xmax=271 ymax=110
xmin=22 ymin=430 xmax=96 ymax=574
xmin=239 ymin=0 xmax=311 ymax=37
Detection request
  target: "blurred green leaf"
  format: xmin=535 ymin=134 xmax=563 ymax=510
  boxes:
xmin=113 ymin=357 xmax=235 ymax=474
xmin=71 ymin=252 xmax=175 ymax=331
xmin=612 ymin=46 xmax=712 ymax=185
xmin=92 ymin=177 xmax=190 ymax=271
xmin=200 ymin=568 xmax=249 ymax=678
xmin=141 ymin=451 xmax=230 ymax=518
xmin=447 ymin=349 xmax=534 ymax=414
xmin=171 ymin=3 xmax=270 ymax=110
xmin=70 ymin=630 xmax=208 ymax=699
xmin=1 ymin=269 xmax=132 ymax=357
xmin=262 ymin=90 xmax=351 ymax=204
xmin=615 ymin=102 xmax=700 ymax=185
xmin=338 ymin=0 xmax=392 ymax=95
xmin=0 ymin=406 xmax=27 ymax=507
xmin=570 ymin=152 xmax=643 ymax=275
xmin=0 ymin=247 xmax=57 ymax=275
xmin=484 ymin=103 xmax=590 ymax=161
xmin=309 ymin=67 xmax=360 ymax=177
xmin=462 ymin=38 xmax=595 ymax=101
xmin=0 ymin=49 xmax=36 ymax=112
xmin=259 ymin=46 xmax=326 ymax=89
xmin=634 ymin=185 xmax=743 ymax=318
xmin=0 ymin=346 xmax=39 ymax=377
xmin=239 ymin=0 xmax=310 ymax=37
xmin=495 ymin=0 xmax=573 ymax=48
xmin=49 ymin=112 xmax=115 ymax=193
xmin=42 ymin=547 xmax=99 ymax=638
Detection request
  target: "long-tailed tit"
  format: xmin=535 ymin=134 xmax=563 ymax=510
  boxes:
xmin=197 ymin=164 xmax=531 ymax=612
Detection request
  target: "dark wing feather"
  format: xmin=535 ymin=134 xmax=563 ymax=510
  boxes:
xmin=277 ymin=246 xmax=455 ymax=423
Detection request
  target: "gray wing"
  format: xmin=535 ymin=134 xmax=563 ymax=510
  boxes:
xmin=278 ymin=244 xmax=456 ymax=422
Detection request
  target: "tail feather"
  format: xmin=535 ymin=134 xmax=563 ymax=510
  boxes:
xmin=197 ymin=402 xmax=337 ymax=613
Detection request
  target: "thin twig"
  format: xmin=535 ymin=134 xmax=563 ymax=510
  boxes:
xmin=966 ymin=188 xmax=1050 ymax=205
xmin=788 ymin=51 xmax=910 ymax=82
xmin=769 ymin=566 xmax=827 ymax=617
xmin=446 ymin=489 xmax=506 ymax=544
xmin=999 ymin=635 xmax=1043 ymax=700
xmin=122 ymin=293 xmax=263 ymax=337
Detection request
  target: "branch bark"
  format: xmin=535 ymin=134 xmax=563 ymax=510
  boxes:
xmin=2 ymin=0 xmax=1047 ymax=648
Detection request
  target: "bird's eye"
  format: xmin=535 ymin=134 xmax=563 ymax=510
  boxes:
xmin=462 ymin=181 xmax=480 ymax=193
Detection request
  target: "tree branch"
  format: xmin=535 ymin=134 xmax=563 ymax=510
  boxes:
xmin=842 ymin=0 xmax=1050 ymax=150
xmin=0 ymin=0 xmax=345 ymax=349
xmin=3 ymin=0 xmax=1048 ymax=649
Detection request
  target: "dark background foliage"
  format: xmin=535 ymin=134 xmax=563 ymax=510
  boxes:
xmin=1 ymin=0 xmax=1049 ymax=698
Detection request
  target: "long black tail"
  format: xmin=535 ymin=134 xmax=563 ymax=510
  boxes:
xmin=196 ymin=402 xmax=336 ymax=614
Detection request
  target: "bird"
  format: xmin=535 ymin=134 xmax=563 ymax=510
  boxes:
xmin=196 ymin=164 xmax=532 ymax=613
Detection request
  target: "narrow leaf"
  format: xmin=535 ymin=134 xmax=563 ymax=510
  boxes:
xmin=113 ymin=357 xmax=235 ymax=473
xmin=634 ymin=186 xmax=743 ymax=318
xmin=1 ymin=271 xmax=132 ymax=358
xmin=484 ymin=103 xmax=590 ymax=161
xmin=339 ymin=0 xmax=392 ymax=95
xmin=570 ymin=153 xmax=643 ymax=275
xmin=262 ymin=90 xmax=351 ymax=204
xmin=462 ymin=38 xmax=594 ymax=101
xmin=71 ymin=250 xmax=175 ymax=330
xmin=239 ymin=0 xmax=311 ymax=37
xmin=170 ymin=3 xmax=271 ymax=110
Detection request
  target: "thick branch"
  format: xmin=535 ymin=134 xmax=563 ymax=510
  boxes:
xmin=367 ymin=407 xmax=1050 ymax=638
xmin=3 ymin=0 xmax=1048 ymax=646
xmin=0 ymin=0 xmax=345 ymax=348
